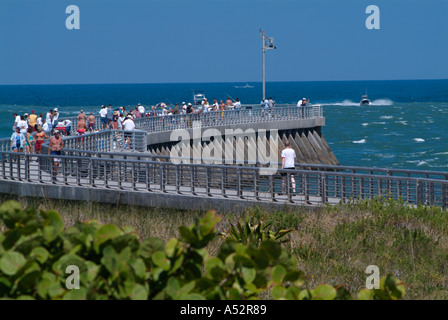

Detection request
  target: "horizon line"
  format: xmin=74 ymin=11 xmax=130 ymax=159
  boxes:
xmin=0 ymin=78 xmax=447 ymax=87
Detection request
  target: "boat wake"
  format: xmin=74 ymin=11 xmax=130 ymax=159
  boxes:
xmin=321 ymin=99 xmax=394 ymax=106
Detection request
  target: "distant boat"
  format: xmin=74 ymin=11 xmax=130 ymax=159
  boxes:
xmin=234 ymin=83 xmax=254 ymax=89
xmin=360 ymin=91 xmax=371 ymax=105
xmin=193 ymin=91 xmax=206 ymax=106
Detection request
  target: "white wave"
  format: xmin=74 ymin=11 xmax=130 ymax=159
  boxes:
xmin=321 ymin=98 xmax=393 ymax=106
xmin=370 ymin=99 xmax=394 ymax=106
xmin=321 ymin=100 xmax=364 ymax=106
xmin=353 ymin=139 xmax=366 ymax=144
xmin=321 ymin=100 xmax=359 ymax=106
xmin=383 ymin=132 xmax=403 ymax=136
xmin=435 ymin=152 xmax=448 ymax=155
xmin=396 ymin=120 xmax=408 ymax=125
xmin=377 ymin=154 xmax=396 ymax=159
xmin=362 ymin=123 xmax=368 ymax=126
xmin=372 ymin=122 xmax=386 ymax=125
xmin=380 ymin=116 xmax=393 ymax=119
xmin=413 ymin=138 xmax=425 ymax=142
xmin=407 ymin=160 xmax=428 ymax=166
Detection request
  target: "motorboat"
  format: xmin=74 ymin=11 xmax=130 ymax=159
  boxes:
xmin=234 ymin=83 xmax=254 ymax=89
xmin=360 ymin=92 xmax=371 ymax=105
xmin=193 ymin=91 xmax=206 ymax=106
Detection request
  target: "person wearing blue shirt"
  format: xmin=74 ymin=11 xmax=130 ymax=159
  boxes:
xmin=107 ymin=105 xmax=114 ymax=129
xmin=10 ymin=127 xmax=26 ymax=153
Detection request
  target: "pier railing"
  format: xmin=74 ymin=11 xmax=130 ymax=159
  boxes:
xmin=51 ymin=148 xmax=448 ymax=181
xmin=1 ymin=151 xmax=447 ymax=208
xmin=56 ymin=105 xmax=321 ymax=136
xmin=0 ymin=138 xmax=11 ymax=152
xmin=42 ymin=130 xmax=148 ymax=154
xmin=133 ymin=105 xmax=322 ymax=132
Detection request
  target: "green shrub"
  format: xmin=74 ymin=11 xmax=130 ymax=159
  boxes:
xmin=0 ymin=200 xmax=405 ymax=300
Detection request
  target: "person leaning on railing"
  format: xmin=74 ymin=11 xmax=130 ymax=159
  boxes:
xmin=297 ymin=98 xmax=310 ymax=118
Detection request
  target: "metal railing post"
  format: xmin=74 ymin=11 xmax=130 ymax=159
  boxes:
xmin=221 ymin=167 xmax=226 ymax=198
xmin=416 ymin=180 xmax=422 ymax=205
xmin=25 ymin=154 xmax=30 ymax=182
xmin=104 ymin=159 xmax=109 ymax=188
xmin=237 ymin=168 xmax=242 ymax=199
xmin=2 ymin=154 xmax=6 ymax=179
xmin=89 ymin=159 xmax=94 ymax=187
xmin=160 ymin=164 xmax=165 ymax=192
xmin=132 ymin=162 xmax=137 ymax=191
xmin=175 ymin=165 xmax=180 ymax=194
xmin=287 ymin=172 xmax=292 ymax=203
xmin=205 ymin=166 xmax=211 ymax=196
xmin=63 ymin=158 xmax=68 ymax=185
xmin=118 ymin=160 xmax=123 ymax=189
xmin=17 ymin=154 xmax=22 ymax=181
xmin=254 ymin=170 xmax=260 ymax=200
xmin=321 ymin=173 xmax=327 ymax=204
xmin=146 ymin=162 xmax=152 ymax=192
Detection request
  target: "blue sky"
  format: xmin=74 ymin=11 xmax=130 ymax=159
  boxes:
xmin=0 ymin=0 xmax=447 ymax=85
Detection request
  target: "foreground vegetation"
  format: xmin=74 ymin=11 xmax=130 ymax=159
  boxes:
xmin=1 ymin=194 xmax=447 ymax=299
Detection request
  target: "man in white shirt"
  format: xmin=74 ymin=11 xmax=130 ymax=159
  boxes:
xmin=37 ymin=113 xmax=43 ymax=126
xmin=297 ymin=98 xmax=309 ymax=107
xmin=123 ymin=116 xmax=135 ymax=131
xmin=46 ymin=110 xmax=53 ymax=131
xmin=233 ymin=98 xmax=241 ymax=109
xmin=280 ymin=140 xmax=296 ymax=196
xmin=63 ymin=120 xmax=72 ymax=135
xmin=13 ymin=113 xmax=21 ymax=130
xmin=17 ymin=115 xmax=28 ymax=135
xmin=297 ymin=98 xmax=309 ymax=118
xmin=42 ymin=119 xmax=50 ymax=135
xmin=137 ymin=103 xmax=145 ymax=115
xmin=117 ymin=113 xmax=125 ymax=130
xmin=181 ymin=102 xmax=187 ymax=114
xmin=99 ymin=105 xmax=108 ymax=130
xmin=52 ymin=108 xmax=59 ymax=129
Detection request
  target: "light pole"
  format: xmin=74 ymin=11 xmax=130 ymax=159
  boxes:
xmin=261 ymin=30 xmax=276 ymax=101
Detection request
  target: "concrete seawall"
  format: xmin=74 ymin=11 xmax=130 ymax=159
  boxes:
xmin=0 ymin=179 xmax=302 ymax=213
xmin=148 ymin=127 xmax=339 ymax=166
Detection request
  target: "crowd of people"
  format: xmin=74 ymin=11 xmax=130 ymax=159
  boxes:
xmin=101 ymin=97 xmax=244 ymax=120
xmin=87 ymin=97 xmax=244 ymax=131
xmin=10 ymin=96 xmax=310 ymax=155
xmin=10 ymin=108 xmax=61 ymax=157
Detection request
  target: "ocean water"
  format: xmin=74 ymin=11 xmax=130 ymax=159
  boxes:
xmin=1 ymin=80 xmax=447 ymax=171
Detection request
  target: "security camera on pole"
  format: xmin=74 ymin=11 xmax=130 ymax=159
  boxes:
xmin=260 ymin=29 xmax=276 ymax=101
